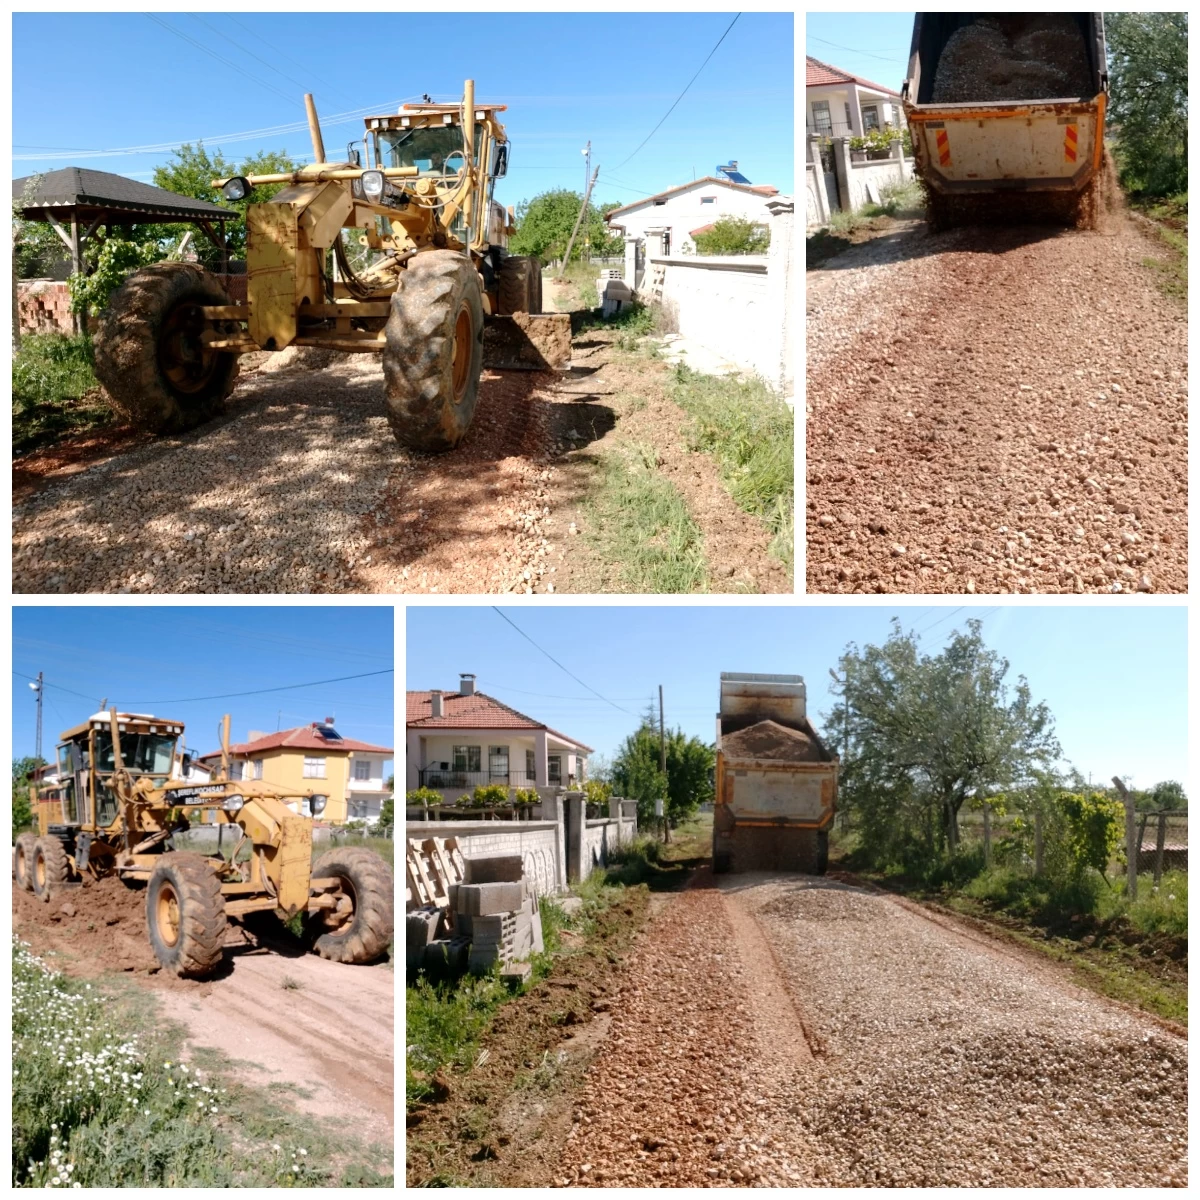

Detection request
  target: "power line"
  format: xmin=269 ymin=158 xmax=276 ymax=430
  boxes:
xmin=12 ymin=671 xmax=99 ymax=703
xmin=189 ymin=13 xmax=321 ymax=100
xmin=807 ymin=34 xmax=908 ymax=67
xmin=127 ymin=668 xmax=394 ymax=705
xmin=613 ymin=13 xmax=741 ymax=171
xmin=226 ymin=14 xmax=362 ymax=109
xmin=490 ymin=609 xmax=637 ymax=717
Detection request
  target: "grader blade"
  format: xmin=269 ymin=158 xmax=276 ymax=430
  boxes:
xmin=483 ymin=312 xmax=572 ymax=372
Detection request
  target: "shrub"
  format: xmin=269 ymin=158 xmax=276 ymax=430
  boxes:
xmin=406 ymin=787 xmax=443 ymax=807
xmin=471 ymin=784 xmax=510 ymax=807
xmin=692 ymin=216 xmax=769 ymax=256
xmin=1058 ymin=790 xmax=1124 ymax=881
xmin=512 ymin=788 xmax=539 ymax=807
xmin=583 ymin=780 xmax=613 ymax=805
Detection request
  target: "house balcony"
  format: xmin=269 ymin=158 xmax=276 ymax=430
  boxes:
xmin=417 ymin=768 xmax=556 ymax=791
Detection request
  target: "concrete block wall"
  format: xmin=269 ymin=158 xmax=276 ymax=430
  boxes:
xmin=405 ymin=820 xmax=564 ymax=897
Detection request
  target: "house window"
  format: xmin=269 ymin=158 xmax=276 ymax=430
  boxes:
xmin=354 ymin=759 xmax=371 ymax=781
xmin=653 ymin=198 xmax=667 ymax=206
xmin=488 ymin=746 xmax=509 ymax=780
xmin=548 ymin=755 xmax=562 ymax=784
xmin=862 ymin=105 xmax=880 ymax=131
xmin=303 ymin=756 xmax=326 ymax=779
xmin=811 ymin=99 xmax=832 ymax=134
xmin=453 ymin=745 xmax=481 ymax=772
xmin=229 ymin=761 xmax=244 ymax=781
xmin=844 ymin=102 xmax=852 ymax=128
xmin=526 ymin=749 xmax=535 ymax=780
xmin=700 ymin=196 xmax=716 ymax=204
xmin=252 ymin=759 xmax=263 ymax=781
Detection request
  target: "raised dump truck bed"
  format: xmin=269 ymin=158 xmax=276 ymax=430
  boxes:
xmin=903 ymin=13 xmax=1108 ymax=227
xmin=713 ymin=673 xmax=837 ymax=875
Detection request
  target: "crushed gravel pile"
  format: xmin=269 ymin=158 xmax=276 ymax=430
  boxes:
xmin=743 ymin=878 xmax=1188 ymax=1187
xmin=721 ymin=720 xmax=823 ymax=762
xmin=932 ymin=14 xmax=1092 ymax=103
xmin=806 ymin=211 xmax=1188 ymax=594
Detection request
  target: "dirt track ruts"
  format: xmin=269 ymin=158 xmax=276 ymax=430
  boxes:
xmin=549 ymin=874 xmax=1187 ymax=1188
xmin=806 ymin=209 xmax=1187 ymax=593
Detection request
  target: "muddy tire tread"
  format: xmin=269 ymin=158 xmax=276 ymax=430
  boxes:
xmin=310 ymin=846 xmax=394 ymax=965
xmin=15 ymin=832 xmax=38 ymax=892
xmin=498 ymin=254 xmax=542 ymax=315
xmin=146 ymin=852 xmax=227 ymax=978
xmin=32 ymin=835 xmax=71 ymax=900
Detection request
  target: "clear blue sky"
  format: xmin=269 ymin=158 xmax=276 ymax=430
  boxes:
xmin=806 ymin=11 xmax=915 ymax=95
xmin=12 ymin=607 xmax=394 ymax=770
xmin=407 ymin=605 xmax=1188 ymax=791
xmin=13 ymin=13 xmax=794 ymax=211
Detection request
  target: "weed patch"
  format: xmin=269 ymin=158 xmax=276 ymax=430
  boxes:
xmin=12 ymin=335 xmax=112 ymax=457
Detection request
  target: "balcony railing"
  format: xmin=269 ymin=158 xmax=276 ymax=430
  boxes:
xmin=417 ymin=768 xmax=552 ymax=790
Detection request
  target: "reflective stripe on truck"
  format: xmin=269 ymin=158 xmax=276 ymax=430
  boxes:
xmin=1065 ymin=124 xmax=1078 ymax=163
xmin=935 ymin=127 xmax=951 ymax=166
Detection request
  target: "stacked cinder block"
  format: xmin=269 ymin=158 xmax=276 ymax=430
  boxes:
xmin=453 ymin=857 xmax=544 ymax=979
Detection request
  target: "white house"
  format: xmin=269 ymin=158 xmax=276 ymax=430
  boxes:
xmin=406 ymin=674 xmax=593 ymax=802
xmin=806 ymin=56 xmax=903 ymax=139
xmin=605 ymin=166 xmax=780 ymax=256
xmin=345 ymin=751 xmax=392 ymax=823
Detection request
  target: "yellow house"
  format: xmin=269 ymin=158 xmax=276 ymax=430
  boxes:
xmin=201 ymin=721 xmax=393 ymax=825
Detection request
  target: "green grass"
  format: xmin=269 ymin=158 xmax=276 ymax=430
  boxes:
xmin=585 ymin=443 xmax=708 ymax=592
xmin=808 ymin=180 xmax=923 ymax=268
xmin=12 ymin=334 xmax=112 ymax=457
xmin=546 ymin=259 xmax=603 ymax=310
xmin=666 ymin=365 xmax=794 ymax=571
xmin=12 ymin=938 xmax=391 ymax=1187
xmin=1131 ymin=191 xmax=1187 ymax=300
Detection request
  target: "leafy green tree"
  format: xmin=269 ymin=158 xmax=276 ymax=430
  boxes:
xmin=12 ymin=757 xmax=43 ymax=839
xmin=378 ymin=796 xmax=394 ymax=828
xmin=69 ymin=239 xmax=164 ymax=313
xmin=13 ymin=174 xmax=69 ymax=281
xmin=611 ymin=709 xmax=714 ymax=828
xmin=693 ymin=216 xmax=770 ymax=256
xmin=1148 ymin=780 xmax=1187 ymax=811
xmin=1058 ymin=790 xmax=1124 ymax=881
xmin=509 ymin=189 xmax=622 ymax=263
xmin=829 ymin=619 xmax=1059 ymax=868
xmin=1106 ymin=12 xmax=1188 ymax=196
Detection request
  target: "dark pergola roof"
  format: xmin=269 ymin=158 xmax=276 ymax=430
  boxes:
xmin=13 ymin=166 xmax=235 ymax=223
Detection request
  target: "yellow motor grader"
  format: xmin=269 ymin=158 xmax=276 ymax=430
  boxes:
xmin=13 ymin=708 xmax=393 ymax=978
xmin=91 ymin=80 xmax=570 ymax=452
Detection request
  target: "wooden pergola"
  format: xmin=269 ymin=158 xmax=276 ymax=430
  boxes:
xmin=13 ymin=167 xmax=236 ymax=332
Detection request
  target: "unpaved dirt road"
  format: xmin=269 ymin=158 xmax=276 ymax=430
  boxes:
xmin=14 ymin=313 xmax=787 ymax=594
xmin=550 ymin=874 xmax=1186 ymax=1187
xmin=806 ymin=209 xmax=1187 ymax=593
xmin=13 ymin=877 xmax=393 ymax=1146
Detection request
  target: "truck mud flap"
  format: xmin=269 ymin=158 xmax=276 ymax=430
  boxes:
xmin=483 ymin=313 xmax=572 ymax=371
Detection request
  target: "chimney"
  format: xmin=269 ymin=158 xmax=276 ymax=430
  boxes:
xmin=324 ymin=715 xmax=335 ymax=724
xmin=430 ymin=690 xmax=443 ymax=718
xmin=459 ymin=673 xmax=476 ymax=696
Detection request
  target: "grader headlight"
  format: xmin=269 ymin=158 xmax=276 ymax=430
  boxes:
xmin=221 ymin=176 xmax=252 ymax=202
xmin=360 ymin=171 xmax=385 ymax=202
xmin=223 ymin=794 xmax=245 ymax=813
xmin=310 ymin=794 xmax=328 ymax=816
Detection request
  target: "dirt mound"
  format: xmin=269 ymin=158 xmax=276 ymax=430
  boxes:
xmin=13 ymin=874 xmax=162 ymax=974
xmin=721 ymin=719 xmax=824 ymax=762
xmin=932 ymin=14 xmax=1092 ymax=103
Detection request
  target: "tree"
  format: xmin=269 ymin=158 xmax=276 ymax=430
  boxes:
xmin=1106 ymin=12 xmax=1188 ymax=196
xmin=692 ymin=216 xmax=770 ymax=256
xmin=1148 ymin=780 xmax=1187 ymax=811
xmin=12 ymin=756 xmax=43 ymax=838
xmin=829 ymin=619 xmax=1059 ymax=868
xmin=611 ymin=709 xmax=714 ymax=828
xmin=13 ymin=173 xmax=69 ymax=281
xmin=509 ymin=189 xmax=622 ymax=264
xmin=378 ymin=796 xmax=394 ymax=829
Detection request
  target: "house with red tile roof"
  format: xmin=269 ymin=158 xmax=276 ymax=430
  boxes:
xmin=407 ymin=674 xmax=594 ymax=800
xmin=806 ymin=55 xmax=903 ymax=139
xmin=199 ymin=721 xmax=393 ymax=825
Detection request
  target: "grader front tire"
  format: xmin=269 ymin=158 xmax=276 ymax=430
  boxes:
xmin=14 ymin=832 xmax=39 ymax=892
xmin=498 ymin=254 xmax=542 ymax=315
xmin=31 ymin=836 xmax=70 ymax=902
xmin=309 ymin=847 xmax=394 ymax=965
xmin=382 ymin=251 xmax=484 ymax=453
xmin=146 ymin=853 xmax=227 ymax=978
xmin=92 ymin=262 xmax=240 ymax=434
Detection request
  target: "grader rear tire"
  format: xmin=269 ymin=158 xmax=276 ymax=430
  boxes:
xmin=14 ymin=833 xmax=38 ymax=892
xmin=31 ymin=836 xmax=70 ymax=902
xmin=146 ymin=853 xmax=227 ymax=978
xmin=93 ymin=262 xmax=239 ymax=434
xmin=498 ymin=254 xmax=542 ymax=315
xmin=383 ymin=251 xmax=484 ymax=453
xmin=309 ymin=847 xmax=394 ymax=965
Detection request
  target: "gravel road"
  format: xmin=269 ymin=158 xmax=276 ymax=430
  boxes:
xmin=553 ymin=875 xmax=1186 ymax=1187
xmin=806 ymin=209 xmax=1187 ymax=593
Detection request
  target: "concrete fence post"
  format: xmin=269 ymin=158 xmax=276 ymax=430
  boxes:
xmin=608 ymin=796 xmax=623 ymax=843
xmin=808 ymin=136 xmax=831 ymax=224
xmin=565 ymin=791 xmax=585 ymax=883
xmin=764 ymin=197 xmax=795 ymax=397
xmin=538 ymin=791 xmax=567 ymax=891
xmin=832 ymin=137 xmax=853 ymax=215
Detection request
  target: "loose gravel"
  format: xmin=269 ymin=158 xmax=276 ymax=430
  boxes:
xmin=806 ymin=210 xmax=1187 ymax=594
xmin=552 ymin=875 xmax=1187 ymax=1188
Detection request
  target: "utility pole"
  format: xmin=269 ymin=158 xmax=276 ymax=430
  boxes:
xmin=582 ymin=141 xmax=592 ymax=263
xmin=30 ymin=671 xmax=43 ymax=764
xmin=659 ymin=684 xmax=669 ymax=843
xmin=561 ymin=165 xmax=599 ymax=274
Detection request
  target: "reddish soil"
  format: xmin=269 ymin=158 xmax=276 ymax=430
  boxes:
xmin=721 ymin=720 xmax=822 ymax=762
xmin=806 ymin=204 xmax=1187 ymax=594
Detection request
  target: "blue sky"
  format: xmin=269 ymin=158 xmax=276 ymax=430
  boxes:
xmin=12 ymin=13 xmax=794 ymax=211
xmin=407 ymin=605 xmax=1188 ymax=791
xmin=12 ymin=607 xmax=394 ymax=770
xmin=806 ymin=11 xmax=915 ymax=95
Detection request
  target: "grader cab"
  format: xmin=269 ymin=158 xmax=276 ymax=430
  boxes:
xmin=91 ymin=80 xmax=571 ymax=453
xmin=14 ymin=708 xmax=393 ymax=978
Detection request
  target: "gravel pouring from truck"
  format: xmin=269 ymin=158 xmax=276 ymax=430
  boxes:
xmin=902 ymin=13 xmax=1108 ymax=227
xmin=712 ymin=673 xmax=837 ymax=875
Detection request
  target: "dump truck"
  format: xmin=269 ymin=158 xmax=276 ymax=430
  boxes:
xmin=902 ymin=13 xmax=1109 ymax=228
xmin=712 ymin=673 xmax=837 ymax=874
xmin=91 ymin=80 xmax=570 ymax=453
xmin=13 ymin=708 xmax=393 ymax=977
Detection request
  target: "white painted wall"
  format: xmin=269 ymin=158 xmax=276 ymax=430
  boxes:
xmin=407 ymin=728 xmax=587 ymax=791
xmin=608 ymin=179 xmax=778 ymax=255
xmin=408 ymin=821 xmax=565 ymax=897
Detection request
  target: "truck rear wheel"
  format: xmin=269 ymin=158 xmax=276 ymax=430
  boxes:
xmin=31 ymin=836 xmax=70 ymax=901
xmin=93 ymin=262 xmax=240 ymax=434
xmin=14 ymin=832 xmax=38 ymax=892
xmin=146 ymin=853 xmax=227 ymax=977
xmin=309 ymin=847 xmax=394 ymax=965
xmin=499 ymin=254 xmax=542 ymax=315
xmin=383 ymin=251 xmax=484 ymax=452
